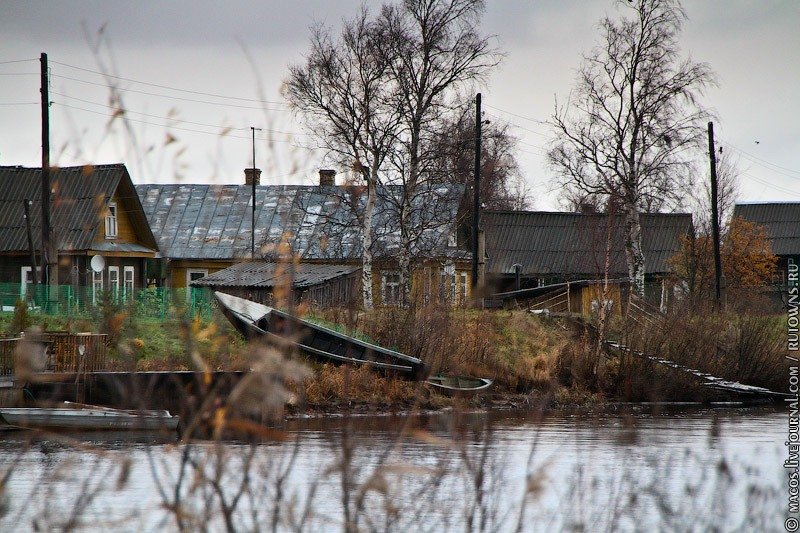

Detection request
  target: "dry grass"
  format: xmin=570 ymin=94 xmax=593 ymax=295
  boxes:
xmin=312 ymin=306 xmax=571 ymax=395
xmin=300 ymin=364 xmax=420 ymax=407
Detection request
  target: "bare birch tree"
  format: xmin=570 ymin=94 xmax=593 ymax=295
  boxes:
xmin=381 ymin=0 xmax=500 ymax=304
xmin=548 ymin=0 xmax=714 ymax=296
xmin=429 ymin=101 xmax=529 ymax=211
xmin=286 ymin=9 xmax=401 ymax=310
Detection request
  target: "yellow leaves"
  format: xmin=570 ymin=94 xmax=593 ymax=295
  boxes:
xmin=670 ymin=217 xmax=777 ymax=295
xmin=723 ymin=217 xmax=778 ymax=288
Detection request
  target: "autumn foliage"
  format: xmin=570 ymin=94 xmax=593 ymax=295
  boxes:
xmin=670 ymin=217 xmax=777 ymax=304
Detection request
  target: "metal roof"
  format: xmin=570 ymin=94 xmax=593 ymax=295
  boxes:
xmin=0 ymin=164 xmax=157 ymax=253
xmin=483 ymin=211 xmax=692 ymax=276
xmin=136 ymin=183 xmax=464 ymax=261
xmin=191 ymin=261 xmax=360 ymax=288
xmin=732 ymin=202 xmax=800 ymax=256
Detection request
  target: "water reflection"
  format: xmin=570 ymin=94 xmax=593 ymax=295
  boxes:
xmin=0 ymin=405 xmax=787 ymax=532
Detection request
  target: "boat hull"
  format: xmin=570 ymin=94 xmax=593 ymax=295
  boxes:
xmin=215 ymin=292 xmax=428 ymax=379
xmin=0 ymin=405 xmax=179 ymax=431
xmin=424 ymin=375 xmax=493 ymax=395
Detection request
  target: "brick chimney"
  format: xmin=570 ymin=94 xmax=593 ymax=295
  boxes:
xmin=244 ymin=167 xmax=261 ymax=186
xmin=319 ymin=169 xmax=336 ymax=186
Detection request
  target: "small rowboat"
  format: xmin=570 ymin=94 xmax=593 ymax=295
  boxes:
xmin=0 ymin=402 xmax=179 ymax=431
xmin=214 ymin=292 xmax=428 ymax=379
xmin=425 ymin=375 xmax=493 ymax=395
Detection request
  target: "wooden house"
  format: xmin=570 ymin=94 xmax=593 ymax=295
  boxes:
xmin=482 ymin=210 xmax=692 ymax=313
xmin=732 ymin=202 xmax=799 ymax=286
xmin=190 ymin=261 xmax=361 ymax=308
xmin=0 ymin=164 xmax=158 ymax=308
xmin=137 ymin=170 xmax=470 ymax=306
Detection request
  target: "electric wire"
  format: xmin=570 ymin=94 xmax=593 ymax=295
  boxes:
xmin=52 ymin=101 xmax=300 ymax=144
xmin=51 ymin=60 xmax=287 ymax=106
xmin=50 ymin=73 xmax=290 ymax=111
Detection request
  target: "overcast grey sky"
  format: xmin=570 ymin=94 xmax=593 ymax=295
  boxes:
xmin=1 ymin=1 xmax=798 ymax=210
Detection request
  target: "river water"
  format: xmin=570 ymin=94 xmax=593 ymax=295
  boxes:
xmin=0 ymin=405 xmax=788 ymax=532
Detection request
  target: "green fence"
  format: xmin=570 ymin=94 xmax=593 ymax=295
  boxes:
xmin=0 ymin=283 xmax=215 ymax=320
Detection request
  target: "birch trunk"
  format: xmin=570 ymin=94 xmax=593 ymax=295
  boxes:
xmin=623 ymin=205 xmax=646 ymax=297
xmin=361 ymin=176 xmax=377 ymax=310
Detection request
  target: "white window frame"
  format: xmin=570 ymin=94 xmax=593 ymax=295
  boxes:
xmin=92 ymin=270 xmax=103 ymax=305
xmin=20 ymin=266 xmax=41 ymax=299
xmin=108 ymin=266 xmax=120 ymax=296
xmin=187 ymin=269 xmax=209 ymax=287
xmin=380 ymin=271 xmax=401 ymax=306
xmin=458 ymin=272 xmax=468 ymax=304
xmin=123 ymin=266 xmax=135 ymax=299
xmin=105 ymin=202 xmax=118 ymax=239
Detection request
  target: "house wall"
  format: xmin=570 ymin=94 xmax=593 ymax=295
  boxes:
xmin=578 ymin=283 xmax=623 ymax=317
xmin=373 ymin=261 xmax=472 ymax=307
xmin=93 ymin=191 xmax=139 ymax=244
xmin=168 ymin=260 xmax=236 ymax=288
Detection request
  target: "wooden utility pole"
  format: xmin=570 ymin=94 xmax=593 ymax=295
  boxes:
xmin=708 ymin=121 xmax=723 ymax=308
xmin=250 ymin=126 xmax=261 ymax=258
xmin=23 ymin=199 xmax=38 ymax=286
xmin=472 ymin=93 xmax=481 ymax=292
xmin=40 ymin=52 xmax=56 ymax=293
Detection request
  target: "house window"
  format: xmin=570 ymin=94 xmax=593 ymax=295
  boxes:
xmin=105 ymin=202 xmax=118 ymax=239
xmin=124 ymin=266 xmax=135 ymax=299
xmin=20 ymin=266 xmax=41 ymax=300
xmin=187 ymin=269 xmax=208 ymax=287
xmin=108 ymin=266 xmax=119 ymax=297
xmin=381 ymin=271 xmax=401 ymax=306
xmin=92 ymin=270 xmax=103 ymax=305
xmin=458 ymin=272 xmax=468 ymax=304
xmin=439 ymin=262 xmax=457 ymax=303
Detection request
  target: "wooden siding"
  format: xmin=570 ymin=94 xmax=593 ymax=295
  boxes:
xmin=93 ymin=191 xmax=139 ymax=245
xmin=168 ymin=259 xmax=236 ymax=288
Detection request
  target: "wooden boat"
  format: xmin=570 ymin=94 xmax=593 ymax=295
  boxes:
xmin=0 ymin=402 xmax=180 ymax=431
xmin=214 ymin=292 xmax=428 ymax=378
xmin=425 ymin=375 xmax=493 ymax=395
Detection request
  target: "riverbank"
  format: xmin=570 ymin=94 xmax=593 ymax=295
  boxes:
xmin=1 ymin=302 xmax=791 ymax=411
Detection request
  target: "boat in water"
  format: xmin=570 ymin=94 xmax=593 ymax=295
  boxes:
xmin=425 ymin=375 xmax=493 ymax=395
xmin=0 ymin=402 xmax=180 ymax=431
xmin=214 ymin=292 xmax=428 ymax=379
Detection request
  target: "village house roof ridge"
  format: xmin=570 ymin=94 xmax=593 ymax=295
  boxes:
xmin=136 ymin=182 xmax=465 ymax=262
xmin=483 ymin=208 xmax=693 ymax=217
xmin=482 ymin=210 xmax=692 ymax=277
xmin=0 ymin=163 xmax=157 ymax=254
xmin=732 ymin=202 xmax=800 ymax=256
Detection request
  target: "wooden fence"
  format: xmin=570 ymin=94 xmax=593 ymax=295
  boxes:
xmin=0 ymin=333 xmax=108 ymax=375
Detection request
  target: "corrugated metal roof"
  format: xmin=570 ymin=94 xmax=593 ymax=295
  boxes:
xmin=0 ymin=164 xmax=158 ymax=253
xmin=732 ymin=202 xmax=800 ymax=256
xmin=191 ymin=261 xmax=360 ymax=288
xmin=137 ymin=183 xmax=464 ymax=261
xmin=483 ymin=211 xmax=692 ymax=276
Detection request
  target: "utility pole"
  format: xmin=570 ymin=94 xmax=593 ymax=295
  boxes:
xmin=40 ymin=52 xmax=55 ymax=294
xmin=23 ymin=199 xmax=38 ymax=286
xmin=472 ymin=93 xmax=481 ymax=292
xmin=708 ymin=121 xmax=723 ymax=309
xmin=250 ymin=126 xmax=261 ymax=257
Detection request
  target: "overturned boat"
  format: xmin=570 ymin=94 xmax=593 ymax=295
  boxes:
xmin=0 ymin=402 xmax=180 ymax=431
xmin=214 ymin=292 xmax=428 ymax=379
xmin=425 ymin=375 xmax=493 ymax=395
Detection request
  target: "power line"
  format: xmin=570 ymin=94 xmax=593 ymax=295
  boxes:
xmin=722 ymin=141 xmax=800 ymax=179
xmin=0 ymin=72 xmax=38 ymax=76
xmin=50 ymin=73 xmax=291 ymax=112
xmin=50 ymin=60 xmax=288 ymax=106
xmin=0 ymin=58 xmax=37 ymax=65
xmin=742 ymin=172 xmax=800 ymax=197
xmin=0 ymin=102 xmax=38 ymax=106
xmin=484 ymin=104 xmax=548 ymax=128
xmin=52 ymin=101 xmax=301 ymax=144
xmin=50 ymin=91 xmax=308 ymax=137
